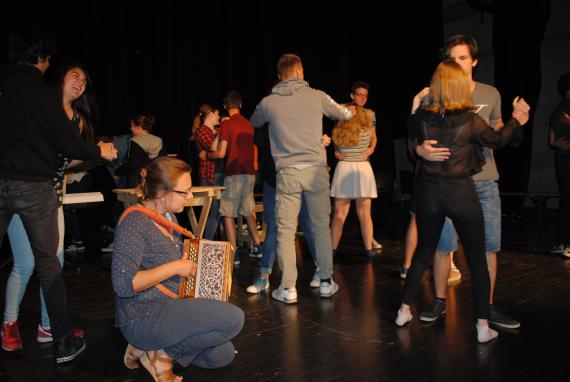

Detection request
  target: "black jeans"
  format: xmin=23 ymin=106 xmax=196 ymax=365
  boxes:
xmin=402 ymin=174 xmax=491 ymax=319
xmin=555 ymin=155 xmax=570 ymax=245
xmin=0 ymin=179 xmax=72 ymax=339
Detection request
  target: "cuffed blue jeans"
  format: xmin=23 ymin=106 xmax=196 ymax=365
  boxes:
xmin=4 ymin=208 xmax=64 ymax=327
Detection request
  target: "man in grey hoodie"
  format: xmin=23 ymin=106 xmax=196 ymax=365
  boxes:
xmin=250 ymin=53 xmax=352 ymax=303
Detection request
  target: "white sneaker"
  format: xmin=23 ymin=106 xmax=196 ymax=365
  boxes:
xmin=372 ymin=239 xmax=382 ymax=250
xmin=476 ymin=323 xmax=499 ymax=343
xmin=395 ymin=309 xmax=413 ymax=327
xmin=309 ymin=273 xmax=321 ymax=288
xmin=550 ymin=244 xmax=565 ymax=254
xmin=320 ymin=280 xmax=339 ymax=298
xmin=563 ymin=246 xmax=570 ymax=258
xmin=271 ymin=286 xmax=297 ymax=304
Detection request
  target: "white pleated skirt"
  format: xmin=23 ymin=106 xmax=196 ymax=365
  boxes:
xmin=330 ymin=161 xmax=378 ymax=199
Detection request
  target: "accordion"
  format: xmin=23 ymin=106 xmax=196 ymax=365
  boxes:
xmin=178 ymin=238 xmax=234 ymax=301
xmin=119 ymin=205 xmax=234 ymax=302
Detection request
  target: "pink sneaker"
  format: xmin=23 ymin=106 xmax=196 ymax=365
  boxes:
xmin=37 ymin=325 xmax=85 ymax=344
xmin=1 ymin=321 xmax=23 ymax=351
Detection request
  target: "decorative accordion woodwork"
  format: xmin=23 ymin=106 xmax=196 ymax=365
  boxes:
xmin=178 ymin=238 xmax=234 ymax=301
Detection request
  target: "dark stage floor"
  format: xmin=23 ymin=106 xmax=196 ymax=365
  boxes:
xmin=0 ymin=202 xmax=569 ymax=381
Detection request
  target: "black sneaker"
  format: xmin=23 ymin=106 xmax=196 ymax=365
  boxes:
xmin=488 ymin=305 xmax=520 ymax=329
xmin=54 ymin=333 xmax=86 ymax=364
xmin=249 ymin=244 xmax=262 ymax=259
xmin=419 ymin=300 xmax=446 ymax=322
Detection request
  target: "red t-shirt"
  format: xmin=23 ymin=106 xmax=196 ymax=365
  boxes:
xmin=219 ymin=114 xmax=255 ymax=176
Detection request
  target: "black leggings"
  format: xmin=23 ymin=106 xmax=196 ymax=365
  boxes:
xmin=402 ymin=174 xmax=490 ymax=319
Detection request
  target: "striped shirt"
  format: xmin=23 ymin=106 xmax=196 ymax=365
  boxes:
xmin=336 ymin=130 xmax=372 ymax=162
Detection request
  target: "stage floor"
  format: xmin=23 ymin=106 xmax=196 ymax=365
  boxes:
xmin=1 ymin=206 xmax=569 ymax=381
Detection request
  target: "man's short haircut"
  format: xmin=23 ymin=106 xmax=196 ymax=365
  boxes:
xmin=8 ymin=25 xmax=56 ymax=65
xmin=557 ymin=73 xmax=570 ymax=97
xmin=439 ymin=34 xmax=479 ymax=61
xmin=351 ymin=81 xmax=370 ymax=94
xmin=277 ymin=53 xmax=302 ymax=77
xmin=223 ymin=90 xmax=243 ymax=109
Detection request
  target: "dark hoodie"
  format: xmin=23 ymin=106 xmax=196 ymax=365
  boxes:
xmin=250 ymin=79 xmax=352 ymax=171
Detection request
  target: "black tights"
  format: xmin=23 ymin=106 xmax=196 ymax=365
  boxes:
xmin=402 ymin=175 xmax=490 ymax=319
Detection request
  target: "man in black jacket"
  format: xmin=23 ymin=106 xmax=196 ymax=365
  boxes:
xmin=0 ymin=25 xmax=116 ymax=363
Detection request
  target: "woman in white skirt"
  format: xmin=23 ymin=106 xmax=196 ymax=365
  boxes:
xmin=331 ymin=105 xmax=378 ymax=257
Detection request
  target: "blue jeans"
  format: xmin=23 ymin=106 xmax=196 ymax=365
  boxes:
xmin=437 ymin=180 xmax=501 ymax=253
xmin=0 ymin=180 xmax=72 ymax=339
xmin=203 ymin=173 xmax=224 ymax=240
xmin=4 ymin=210 xmax=65 ymax=326
xmin=259 ymin=182 xmax=316 ymax=275
xmin=120 ymin=299 xmax=244 ymax=368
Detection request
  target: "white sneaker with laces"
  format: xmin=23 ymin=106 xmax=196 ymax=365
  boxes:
xmin=320 ymin=280 xmax=339 ymax=298
xmin=271 ymin=286 xmax=297 ymax=304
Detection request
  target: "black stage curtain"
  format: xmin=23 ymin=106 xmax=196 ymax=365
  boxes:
xmin=1 ymin=0 xmax=443 ymax=182
xmin=492 ymin=0 xmax=550 ymax=202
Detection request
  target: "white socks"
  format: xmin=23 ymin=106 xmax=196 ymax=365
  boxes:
xmin=476 ymin=323 xmax=499 ymax=343
xmin=395 ymin=309 xmax=413 ymax=327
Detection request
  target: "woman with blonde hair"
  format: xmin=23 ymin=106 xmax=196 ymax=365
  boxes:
xmin=395 ymin=60 xmax=529 ymax=343
xmin=330 ymin=103 xmax=378 ymax=257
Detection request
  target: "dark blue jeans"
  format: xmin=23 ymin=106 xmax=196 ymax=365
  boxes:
xmin=555 ymin=156 xmax=570 ymax=245
xmin=0 ymin=180 xmax=72 ymax=339
xmin=203 ymin=173 xmax=224 ymax=240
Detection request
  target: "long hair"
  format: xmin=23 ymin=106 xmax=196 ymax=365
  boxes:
xmin=424 ymin=60 xmax=474 ymax=114
xmin=332 ymin=106 xmax=371 ymax=147
xmin=136 ymin=157 xmax=191 ymax=200
xmin=191 ymin=104 xmax=217 ymax=138
xmin=54 ymin=63 xmax=99 ymax=143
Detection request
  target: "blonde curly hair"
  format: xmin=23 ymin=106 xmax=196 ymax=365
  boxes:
xmin=332 ymin=106 xmax=371 ymax=147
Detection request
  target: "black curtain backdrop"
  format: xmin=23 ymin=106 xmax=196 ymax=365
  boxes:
xmin=492 ymin=0 xmax=550 ymax=202
xmin=1 ymin=1 xmax=444 ymax=183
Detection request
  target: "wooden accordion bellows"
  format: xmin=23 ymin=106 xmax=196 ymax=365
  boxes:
xmin=178 ymin=238 xmax=234 ymax=301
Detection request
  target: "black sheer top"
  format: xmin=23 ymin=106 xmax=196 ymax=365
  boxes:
xmin=408 ymin=108 xmax=523 ymax=178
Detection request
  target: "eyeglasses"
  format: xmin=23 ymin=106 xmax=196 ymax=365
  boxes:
xmin=170 ymin=188 xmax=192 ymax=197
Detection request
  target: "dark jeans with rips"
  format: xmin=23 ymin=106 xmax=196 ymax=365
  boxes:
xmin=401 ymin=174 xmax=491 ymax=319
xmin=0 ymin=179 xmax=73 ymax=339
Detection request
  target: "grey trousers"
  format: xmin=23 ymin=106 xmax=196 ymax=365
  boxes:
xmin=275 ymin=166 xmax=333 ymax=288
xmin=121 ymin=298 xmax=244 ymax=368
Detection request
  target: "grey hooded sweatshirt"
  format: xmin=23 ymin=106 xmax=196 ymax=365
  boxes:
xmin=130 ymin=134 xmax=163 ymax=159
xmin=250 ymin=79 xmax=352 ymax=171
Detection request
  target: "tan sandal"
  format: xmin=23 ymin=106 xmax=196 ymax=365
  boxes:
xmin=139 ymin=350 xmax=182 ymax=382
xmin=123 ymin=343 xmax=143 ymax=369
